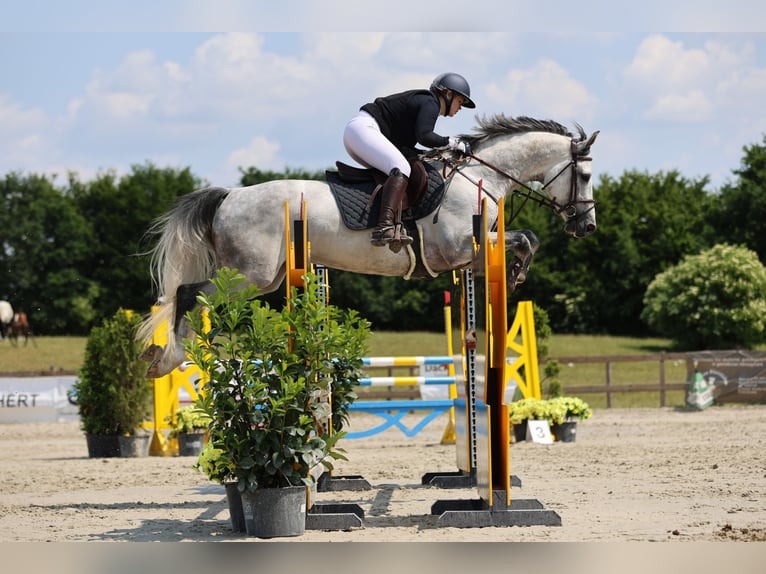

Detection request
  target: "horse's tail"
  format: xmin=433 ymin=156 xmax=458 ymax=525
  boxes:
xmin=137 ymin=187 xmax=230 ymax=348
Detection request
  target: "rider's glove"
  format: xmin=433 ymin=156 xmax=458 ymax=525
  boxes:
xmin=448 ymin=137 xmax=471 ymax=155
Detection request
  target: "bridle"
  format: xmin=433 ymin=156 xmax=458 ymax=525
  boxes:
xmin=440 ymin=139 xmax=596 ymax=228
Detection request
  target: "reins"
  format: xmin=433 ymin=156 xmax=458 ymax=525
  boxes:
xmin=438 ymin=144 xmax=595 ymax=227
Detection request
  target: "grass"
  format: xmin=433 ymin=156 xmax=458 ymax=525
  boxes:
xmin=0 ymin=331 xmax=692 ymax=408
xmin=0 ymin=337 xmax=86 ymax=373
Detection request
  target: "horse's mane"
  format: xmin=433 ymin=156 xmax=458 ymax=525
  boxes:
xmin=462 ymin=114 xmax=585 ymax=147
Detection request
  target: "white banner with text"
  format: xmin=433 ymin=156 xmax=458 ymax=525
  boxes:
xmin=0 ymin=376 xmax=79 ymax=423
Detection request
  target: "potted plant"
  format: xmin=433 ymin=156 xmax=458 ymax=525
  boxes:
xmin=547 ymin=396 xmax=592 ymax=442
xmin=507 ymin=397 xmax=551 ymax=442
xmin=74 ymin=309 xmax=153 ymax=457
xmin=185 ymin=268 xmax=368 ymax=538
xmin=165 ymin=405 xmax=211 ymax=456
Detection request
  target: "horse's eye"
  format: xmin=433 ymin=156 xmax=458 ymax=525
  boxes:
xmin=580 ymin=172 xmax=591 ymax=183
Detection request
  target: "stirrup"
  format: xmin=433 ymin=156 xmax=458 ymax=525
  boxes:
xmin=371 ymin=226 xmax=395 ymax=247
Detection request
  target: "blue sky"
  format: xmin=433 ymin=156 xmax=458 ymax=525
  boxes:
xmin=2 ymin=3 xmax=765 ymax=191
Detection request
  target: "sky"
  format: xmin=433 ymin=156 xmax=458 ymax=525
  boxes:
xmin=2 ymin=2 xmax=765 ymax=191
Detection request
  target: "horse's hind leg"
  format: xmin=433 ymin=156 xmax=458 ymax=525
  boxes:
xmin=175 ymin=280 xmax=211 ymax=334
xmin=141 ymin=280 xmax=214 ymax=378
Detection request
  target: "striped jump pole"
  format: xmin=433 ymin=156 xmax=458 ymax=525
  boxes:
xmin=362 ymin=355 xmax=455 ymax=368
xmin=357 ymin=375 xmax=462 ymax=386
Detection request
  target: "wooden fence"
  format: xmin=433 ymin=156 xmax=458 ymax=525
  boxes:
xmin=548 ymin=352 xmax=689 ymax=407
xmin=361 ymin=352 xmax=693 ymax=408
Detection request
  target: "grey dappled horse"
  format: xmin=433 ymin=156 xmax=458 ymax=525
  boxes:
xmin=139 ymin=115 xmax=599 ymax=378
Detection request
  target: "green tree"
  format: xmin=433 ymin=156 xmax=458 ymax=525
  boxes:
xmin=72 ymin=162 xmax=200 ymax=322
xmin=239 ymin=166 xmax=326 ymax=186
xmin=0 ymin=172 xmax=97 ymax=333
xmin=641 ymin=244 xmax=766 ymax=349
xmin=512 ymin=170 xmax=714 ymax=335
xmin=709 ymin=135 xmax=766 ymax=263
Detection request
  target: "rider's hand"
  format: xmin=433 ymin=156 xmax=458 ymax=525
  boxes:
xmin=448 ymin=137 xmax=471 ymax=155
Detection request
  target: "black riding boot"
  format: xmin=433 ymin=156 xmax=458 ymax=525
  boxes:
xmin=371 ymin=168 xmax=412 ymax=251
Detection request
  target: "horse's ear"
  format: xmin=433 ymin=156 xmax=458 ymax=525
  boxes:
xmin=573 ymin=130 xmax=600 ymax=156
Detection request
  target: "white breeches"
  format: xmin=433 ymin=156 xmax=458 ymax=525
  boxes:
xmin=343 ymin=111 xmax=411 ymax=177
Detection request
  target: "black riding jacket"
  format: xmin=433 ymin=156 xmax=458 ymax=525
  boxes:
xmin=361 ymin=89 xmax=448 ymax=158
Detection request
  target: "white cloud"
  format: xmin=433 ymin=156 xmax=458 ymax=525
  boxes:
xmin=625 ymin=35 xmax=709 ymax=90
xmin=189 ymin=33 xmax=317 ymax=120
xmin=0 ymin=94 xmax=46 ymax=132
xmin=0 ymin=95 xmax=50 ymax=171
xmin=644 ymin=90 xmax=712 ymax=122
xmin=225 ymin=136 xmax=283 ymax=172
xmin=484 ymin=59 xmax=598 ymax=121
xmin=624 ymin=34 xmax=766 ymax=126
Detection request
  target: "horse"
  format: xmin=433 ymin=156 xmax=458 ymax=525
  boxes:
xmin=138 ymin=115 xmax=599 ymax=378
xmin=0 ymin=301 xmax=13 ymax=339
xmin=7 ymin=311 xmax=35 ymax=347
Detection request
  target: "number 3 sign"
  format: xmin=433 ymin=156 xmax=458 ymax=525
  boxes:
xmin=526 ymin=420 xmax=553 ymax=444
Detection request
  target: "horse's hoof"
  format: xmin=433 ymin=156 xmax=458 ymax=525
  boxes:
xmin=139 ymin=344 xmax=162 ymax=363
xmin=144 ymin=353 xmax=164 ymax=378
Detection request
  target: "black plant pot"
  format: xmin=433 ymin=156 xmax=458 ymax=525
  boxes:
xmin=241 ymin=485 xmax=307 ymax=538
xmin=512 ymin=421 xmax=528 ymax=443
xmin=551 ymin=421 xmax=577 ymax=442
xmin=118 ymin=433 xmax=151 ymax=457
xmin=225 ymin=482 xmax=247 ymax=533
xmin=177 ymin=431 xmax=206 ymax=456
xmin=85 ymin=434 xmax=121 ymax=458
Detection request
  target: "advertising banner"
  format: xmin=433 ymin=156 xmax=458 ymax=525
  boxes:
xmin=0 ymin=376 xmax=79 ymax=423
xmin=686 ymin=351 xmax=766 ymax=404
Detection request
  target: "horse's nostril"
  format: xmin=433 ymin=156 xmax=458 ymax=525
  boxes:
xmin=587 ymin=223 xmax=596 ymax=234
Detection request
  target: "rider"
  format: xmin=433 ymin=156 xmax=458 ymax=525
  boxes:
xmin=343 ymin=72 xmax=475 ymax=248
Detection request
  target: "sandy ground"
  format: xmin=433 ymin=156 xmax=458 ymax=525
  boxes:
xmin=1 ymin=405 xmax=765 ymax=544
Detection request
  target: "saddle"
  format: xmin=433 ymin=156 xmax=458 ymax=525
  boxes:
xmin=326 ymin=158 xmax=448 ymax=231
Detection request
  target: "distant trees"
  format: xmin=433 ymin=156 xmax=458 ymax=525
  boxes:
xmin=511 ymin=169 xmax=714 ymax=336
xmin=0 ymin=163 xmax=199 ymax=334
xmin=1 ymin=133 xmax=765 ymax=346
xmin=708 ymin=135 xmax=766 ymax=263
xmin=0 ymin=172 xmax=96 ymax=333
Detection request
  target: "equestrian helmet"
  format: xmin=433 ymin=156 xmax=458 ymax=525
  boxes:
xmin=430 ymin=72 xmax=476 ymax=108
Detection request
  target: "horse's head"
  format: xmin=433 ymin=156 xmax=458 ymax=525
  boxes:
xmin=460 ymin=115 xmax=600 ymax=239
xmin=542 ymin=125 xmax=599 ymax=238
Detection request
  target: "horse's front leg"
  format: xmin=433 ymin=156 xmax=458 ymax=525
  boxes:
xmin=504 ymin=229 xmax=540 ymax=291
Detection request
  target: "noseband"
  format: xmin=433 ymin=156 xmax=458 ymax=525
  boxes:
xmin=540 ymin=145 xmax=596 ymax=226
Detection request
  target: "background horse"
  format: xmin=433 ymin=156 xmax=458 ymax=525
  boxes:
xmin=139 ymin=115 xmax=599 ymax=378
xmin=0 ymin=301 xmax=13 ymax=339
xmin=7 ymin=311 xmax=35 ymax=347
